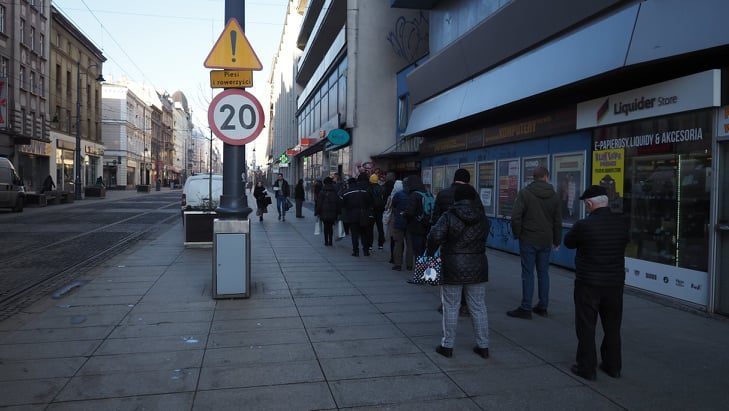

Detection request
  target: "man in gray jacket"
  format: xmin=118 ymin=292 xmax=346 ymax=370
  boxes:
xmin=507 ymin=166 xmax=562 ymax=319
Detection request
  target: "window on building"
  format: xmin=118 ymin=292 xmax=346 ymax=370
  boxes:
xmin=56 ymin=33 xmax=60 ymax=47
xmin=66 ymin=108 xmax=71 ymax=132
xmin=30 ymin=27 xmax=35 ymax=51
xmin=30 ymin=71 xmax=36 ymax=93
xmin=20 ymin=109 xmax=26 ymax=134
xmin=1 ymin=57 xmax=8 ymax=77
xmin=40 ymin=114 xmax=45 ymax=138
xmin=66 ymin=70 xmax=71 ymax=99
xmin=19 ymin=66 xmax=26 ymax=89
xmin=0 ymin=6 xmax=5 ymax=34
xmin=40 ymin=33 xmax=45 ymax=57
xmin=87 ymin=84 xmax=91 ymax=111
xmin=30 ymin=111 xmax=35 ymax=136
xmin=55 ymin=64 xmax=61 ymax=92
xmin=20 ymin=19 xmax=25 ymax=44
xmin=40 ymin=76 xmax=45 ymax=97
xmin=397 ymin=94 xmax=410 ymax=133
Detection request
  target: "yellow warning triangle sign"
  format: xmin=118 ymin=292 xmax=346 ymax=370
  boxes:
xmin=204 ymin=18 xmax=262 ymax=71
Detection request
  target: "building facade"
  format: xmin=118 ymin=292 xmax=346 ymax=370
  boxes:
xmin=395 ymin=0 xmax=729 ymax=314
xmin=0 ymin=0 xmax=52 ymax=191
xmin=49 ymin=5 xmax=105 ymax=193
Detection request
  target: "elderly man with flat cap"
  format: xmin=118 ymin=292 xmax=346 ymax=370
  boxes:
xmin=564 ymin=185 xmax=629 ymax=381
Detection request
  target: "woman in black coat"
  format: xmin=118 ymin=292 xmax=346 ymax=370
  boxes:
xmin=294 ymin=179 xmax=306 ymax=218
xmin=426 ymin=184 xmax=491 ymax=359
xmin=253 ymin=181 xmax=269 ymax=222
xmin=315 ymin=177 xmax=340 ymax=246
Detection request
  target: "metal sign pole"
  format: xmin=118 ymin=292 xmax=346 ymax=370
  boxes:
xmin=217 ymin=0 xmax=251 ymax=218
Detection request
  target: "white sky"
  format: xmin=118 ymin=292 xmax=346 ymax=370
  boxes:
xmin=54 ymin=0 xmax=291 ymax=163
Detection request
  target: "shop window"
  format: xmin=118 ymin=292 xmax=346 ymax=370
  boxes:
xmin=522 ymin=156 xmax=549 ymax=188
xmin=497 ymin=158 xmax=520 ymax=218
xmin=553 ymin=152 xmax=585 ymax=225
xmin=445 ymin=165 xmax=458 ymax=188
xmin=397 ymin=95 xmax=410 ymax=133
xmin=478 ymin=162 xmax=496 ymax=216
xmin=432 ymin=166 xmax=445 ymax=196
xmin=338 ymin=76 xmax=346 ymax=121
xmin=421 ymin=167 xmax=432 ymax=191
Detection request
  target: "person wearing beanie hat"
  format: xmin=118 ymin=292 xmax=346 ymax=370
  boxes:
xmin=426 ymin=182 xmax=491 ymax=359
xmin=367 ymin=173 xmax=387 ymax=252
xmin=369 ymin=174 xmax=379 ymax=184
xmin=563 ymin=185 xmax=628 ymax=381
xmin=432 ymin=167 xmax=482 ymax=317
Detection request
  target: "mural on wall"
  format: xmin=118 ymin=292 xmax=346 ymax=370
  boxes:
xmin=387 ymin=12 xmax=429 ymax=64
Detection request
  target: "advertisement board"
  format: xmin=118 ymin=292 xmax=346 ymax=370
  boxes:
xmin=625 ymin=257 xmax=708 ymax=306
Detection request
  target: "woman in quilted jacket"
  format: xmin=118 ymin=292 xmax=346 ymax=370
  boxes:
xmin=426 ymin=184 xmax=491 ymax=359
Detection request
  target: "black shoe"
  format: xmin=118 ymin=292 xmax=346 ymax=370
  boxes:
xmin=571 ymin=365 xmax=596 ymax=381
xmin=437 ymin=304 xmax=443 ymax=313
xmin=392 ymin=265 xmax=402 ymax=271
xmin=278 ymin=215 xmax=281 ymax=221
xmin=259 ymin=216 xmax=263 ymax=222
xmin=435 ymin=345 xmax=453 ymax=358
xmin=388 ymin=259 xmax=394 ymax=264
xmin=532 ymin=306 xmax=548 ymax=317
xmin=473 ymin=346 xmax=490 ymax=359
xmin=352 ymin=251 xmax=359 ymax=257
xmin=507 ymin=308 xmax=532 ymax=319
xmin=378 ymin=246 xmax=384 ymax=250
xmin=599 ymin=363 xmax=621 ymax=378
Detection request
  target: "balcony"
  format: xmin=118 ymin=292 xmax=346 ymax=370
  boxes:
xmin=296 ymin=0 xmax=347 ymax=86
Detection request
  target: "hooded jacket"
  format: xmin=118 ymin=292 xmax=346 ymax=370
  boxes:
xmin=511 ymin=180 xmax=562 ymax=247
xmin=427 ymin=200 xmax=490 ymax=284
xmin=389 ymin=180 xmax=408 ymax=231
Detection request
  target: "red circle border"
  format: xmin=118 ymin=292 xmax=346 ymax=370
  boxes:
xmin=208 ymin=89 xmax=265 ymax=146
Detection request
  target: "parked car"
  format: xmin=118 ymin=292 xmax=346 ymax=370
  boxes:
xmin=181 ymin=174 xmax=223 ymax=212
xmin=0 ymin=157 xmax=25 ymax=212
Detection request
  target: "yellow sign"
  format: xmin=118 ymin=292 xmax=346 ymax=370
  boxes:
xmin=210 ymin=70 xmax=253 ymax=88
xmin=204 ymin=18 xmax=262 ymax=70
xmin=592 ymin=148 xmax=625 ymax=212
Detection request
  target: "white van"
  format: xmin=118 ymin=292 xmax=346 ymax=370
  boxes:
xmin=181 ymin=174 xmax=223 ymax=211
xmin=0 ymin=157 xmax=25 ymax=212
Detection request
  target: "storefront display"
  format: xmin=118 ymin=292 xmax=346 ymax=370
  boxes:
xmin=478 ymin=161 xmax=495 ymax=215
xmin=553 ymin=152 xmax=585 ymax=225
xmin=497 ymin=158 xmax=519 ymax=218
xmin=521 ymin=155 xmax=549 ymax=187
xmin=431 ymin=166 xmax=445 ymax=195
xmin=591 ymin=148 xmax=625 ymax=213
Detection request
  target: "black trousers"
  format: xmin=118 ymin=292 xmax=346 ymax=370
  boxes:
xmin=349 ymin=224 xmax=371 ymax=252
xmin=323 ymin=220 xmax=334 ymax=244
xmin=370 ymin=211 xmax=385 ymax=247
xmin=574 ymin=281 xmax=623 ymax=374
xmin=295 ymin=199 xmax=303 ymax=217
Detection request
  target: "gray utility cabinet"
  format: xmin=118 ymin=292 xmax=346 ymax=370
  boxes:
xmin=212 ymin=219 xmax=251 ymax=299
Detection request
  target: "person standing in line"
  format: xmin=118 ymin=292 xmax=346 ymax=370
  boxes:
xmin=273 ymin=173 xmax=290 ymax=222
xmin=564 ymin=185 xmax=629 ymax=381
xmin=433 ymin=168 xmax=483 ymax=317
xmin=253 ymin=181 xmax=269 ymax=222
xmin=368 ymin=174 xmax=387 ymax=251
xmin=383 ymin=172 xmax=397 ymax=262
xmin=507 ymin=166 xmax=562 ymax=320
xmin=340 ymin=173 xmax=374 ymax=256
xmin=426 ymin=184 xmax=491 ymax=359
xmin=402 ymin=175 xmax=432 ymax=261
xmin=315 ymin=177 xmax=340 ymax=246
xmin=313 ymin=177 xmax=323 ymax=214
xmin=294 ymin=178 xmax=306 ymax=218
xmin=389 ymin=180 xmax=412 ymax=271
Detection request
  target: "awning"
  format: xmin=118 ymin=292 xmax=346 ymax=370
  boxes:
xmin=295 ymin=138 xmax=327 ymax=157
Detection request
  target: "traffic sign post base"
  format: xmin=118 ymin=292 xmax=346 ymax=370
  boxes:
xmin=216 ymin=194 xmax=252 ymax=219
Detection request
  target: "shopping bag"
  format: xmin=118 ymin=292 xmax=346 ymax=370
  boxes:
xmin=314 ymin=218 xmax=321 ymax=235
xmin=284 ymin=199 xmax=293 ymax=211
xmin=336 ymin=220 xmax=346 ymax=239
xmin=408 ymin=250 xmax=442 ymax=286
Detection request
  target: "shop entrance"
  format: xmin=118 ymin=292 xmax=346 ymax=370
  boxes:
xmin=716 ymin=142 xmax=729 ymax=315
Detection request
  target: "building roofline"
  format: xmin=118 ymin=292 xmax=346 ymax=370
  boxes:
xmin=52 ymin=5 xmax=107 ymax=62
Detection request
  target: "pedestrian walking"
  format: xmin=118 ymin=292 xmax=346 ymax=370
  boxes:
xmin=253 ymin=181 xmax=270 ymax=222
xmin=426 ymin=184 xmax=491 ymax=359
xmin=315 ymin=177 xmax=340 ymax=246
xmin=403 ymin=175 xmax=434 ymax=261
xmin=273 ymin=173 xmax=290 ymax=221
xmin=564 ymin=185 xmax=629 ymax=381
xmin=295 ymin=178 xmax=305 ymax=218
xmin=507 ymin=166 xmax=562 ymax=319
xmin=368 ymin=174 xmax=387 ymax=251
xmin=389 ymin=180 xmax=412 ymax=271
xmin=340 ymin=173 xmax=374 ymax=256
xmin=433 ymin=168 xmax=482 ymax=317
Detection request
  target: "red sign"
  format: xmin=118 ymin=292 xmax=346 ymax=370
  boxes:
xmin=300 ymin=138 xmax=318 ymax=147
xmin=208 ymin=89 xmax=265 ymax=146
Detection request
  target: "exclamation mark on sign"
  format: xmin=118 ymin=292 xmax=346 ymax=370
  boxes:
xmin=230 ymin=30 xmax=237 ymax=63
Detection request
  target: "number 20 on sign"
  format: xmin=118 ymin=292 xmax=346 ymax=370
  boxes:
xmin=208 ymin=89 xmax=265 ymax=146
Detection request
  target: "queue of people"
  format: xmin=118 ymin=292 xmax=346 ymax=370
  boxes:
xmin=252 ymin=168 xmax=630 ymax=381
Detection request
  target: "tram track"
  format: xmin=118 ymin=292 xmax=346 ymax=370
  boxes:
xmin=0 ymin=198 xmax=181 ymax=320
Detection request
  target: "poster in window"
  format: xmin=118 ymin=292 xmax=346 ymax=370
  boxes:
xmin=592 ymin=149 xmax=624 ymax=213
xmin=522 ymin=156 xmax=549 ymax=187
xmin=445 ymin=165 xmax=458 ymax=188
xmin=554 ymin=153 xmax=585 ymax=224
xmin=497 ymin=159 xmax=520 ymax=217
xmin=421 ymin=167 xmax=432 ymax=185
xmin=478 ymin=162 xmax=495 ymax=215
xmin=432 ymin=166 xmax=445 ymax=196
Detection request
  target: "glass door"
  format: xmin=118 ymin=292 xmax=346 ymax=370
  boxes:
xmin=716 ymin=142 xmax=729 ymax=315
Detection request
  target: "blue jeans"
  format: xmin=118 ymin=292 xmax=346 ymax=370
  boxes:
xmin=519 ymin=241 xmax=552 ymax=310
xmin=276 ymin=196 xmax=287 ymax=218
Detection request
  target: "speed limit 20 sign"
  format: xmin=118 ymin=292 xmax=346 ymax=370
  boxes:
xmin=208 ymin=89 xmax=265 ymax=145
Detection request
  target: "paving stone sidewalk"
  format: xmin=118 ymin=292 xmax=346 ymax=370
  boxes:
xmin=1 ymin=194 xmax=728 ymax=410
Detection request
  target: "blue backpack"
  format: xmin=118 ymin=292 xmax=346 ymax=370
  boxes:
xmin=415 ymin=190 xmax=435 ymax=225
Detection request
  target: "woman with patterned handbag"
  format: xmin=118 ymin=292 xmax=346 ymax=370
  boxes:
xmin=426 ymin=184 xmax=491 ymax=359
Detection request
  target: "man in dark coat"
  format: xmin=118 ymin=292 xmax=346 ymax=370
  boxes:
xmin=272 ymin=173 xmax=290 ymax=221
xmin=294 ymin=179 xmax=306 ymax=218
xmin=368 ymin=174 xmax=387 ymax=251
xmin=315 ymin=177 xmax=340 ymax=246
xmin=564 ymin=185 xmax=629 ymax=381
xmin=340 ymin=173 xmax=374 ymax=256
xmin=426 ymin=184 xmax=491 ymax=359
xmin=507 ymin=166 xmax=562 ymax=319
xmin=402 ymin=175 xmax=431 ymax=260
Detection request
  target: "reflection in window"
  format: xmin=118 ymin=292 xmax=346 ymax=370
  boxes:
xmin=397 ymin=94 xmax=409 ymax=133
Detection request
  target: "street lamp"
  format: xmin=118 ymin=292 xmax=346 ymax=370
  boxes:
xmin=75 ymin=61 xmax=105 ymax=200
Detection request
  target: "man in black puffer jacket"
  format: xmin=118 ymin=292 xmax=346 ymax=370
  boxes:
xmin=340 ymin=173 xmax=374 ymax=256
xmin=564 ymin=185 xmax=629 ymax=381
xmin=426 ymin=184 xmax=491 ymax=360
